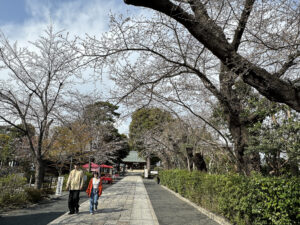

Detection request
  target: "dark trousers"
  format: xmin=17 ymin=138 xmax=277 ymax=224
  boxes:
xmin=68 ymin=190 xmax=80 ymax=213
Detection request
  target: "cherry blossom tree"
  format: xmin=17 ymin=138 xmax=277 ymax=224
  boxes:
xmin=0 ymin=26 xmax=83 ymax=189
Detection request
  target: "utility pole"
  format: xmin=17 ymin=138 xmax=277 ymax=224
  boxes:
xmin=88 ymin=141 xmax=93 ymax=173
xmin=146 ymin=153 xmax=151 ymax=179
xmin=88 ymin=155 xmax=91 ymax=172
xmin=70 ymin=156 xmax=73 ymax=172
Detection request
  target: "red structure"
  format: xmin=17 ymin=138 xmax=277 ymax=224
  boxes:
xmin=82 ymin=163 xmax=113 ymax=184
xmin=82 ymin=162 xmax=100 ymax=171
xmin=99 ymin=164 xmax=113 ymax=184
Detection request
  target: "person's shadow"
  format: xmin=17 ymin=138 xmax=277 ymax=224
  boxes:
xmin=97 ymin=208 xmax=126 ymax=213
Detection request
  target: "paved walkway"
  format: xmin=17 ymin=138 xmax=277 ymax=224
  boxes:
xmin=48 ymin=176 xmax=159 ymax=225
xmin=143 ymin=179 xmax=220 ymax=225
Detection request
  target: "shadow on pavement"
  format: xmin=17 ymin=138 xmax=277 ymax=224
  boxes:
xmin=99 ymin=208 xmax=126 ymax=213
xmin=0 ymin=212 xmax=65 ymax=225
xmin=0 ymin=177 xmax=126 ymax=225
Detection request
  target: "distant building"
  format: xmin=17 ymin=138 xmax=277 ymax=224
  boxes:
xmin=122 ymin=151 xmax=146 ymax=169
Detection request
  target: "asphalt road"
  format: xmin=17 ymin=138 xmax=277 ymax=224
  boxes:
xmin=0 ymin=191 xmax=89 ymax=225
xmin=143 ymin=179 xmax=219 ymax=225
xmin=0 ymin=182 xmax=114 ymax=225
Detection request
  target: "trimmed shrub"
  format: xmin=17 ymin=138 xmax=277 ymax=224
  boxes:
xmin=41 ymin=188 xmax=55 ymax=195
xmin=160 ymin=170 xmax=300 ymax=225
xmin=0 ymin=174 xmax=57 ymax=209
xmin=0 ymin=174 xmax=28 ymax=208
xmin=24 ymin=188 xmax=43 ymax=203
xmin=247 ymin=176 xmax=300 ymax=225
xmin=62 ymin=173 xmax=69 ymax=191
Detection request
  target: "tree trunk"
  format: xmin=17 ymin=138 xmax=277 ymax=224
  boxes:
xmin=88 ymin=156 xmax=91 ymax=173
xmin=248 ymin=151 xmax=261 ymax=172
xmin=158 ymin=151 xmax=171 ymax=169
xmin=287 ymin=151 xmax=299 ymax=176
xmin=229 ymin=123 xmax=261 ymax=175
xmin=193 ymin=153 xmax=207 ymax=172
xmin=230 ymin=124 xmax=248 ymax=174
xmin=290 ymin=162 xmax=299 ymax=176
xmin=165 ymin=156 xmax=171 ymax=170
xmin=29 ymin=175 xmax=32 ymax=186
xmin=186 ymin=157 xmax=191 ymax=171
xmin=164 ymin=160 xmax=170 ymax=170
xmin=219 ymin=65 xmax=262 ymax=175
xmin=186 ymin=147 xmax=193 ymax=171
xmin=34 ymin=157 xmax=45 ymax=189
xmin=70 ymin=156 xmax=73 ymax=172
xmin=147 ymin=155 xmax=151 ymax=171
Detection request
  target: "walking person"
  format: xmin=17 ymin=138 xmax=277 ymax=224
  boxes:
xmin=86 ymin=171 xmax=103 ymax=215
xmin=66 ymin=162 xmax=84 ymax=214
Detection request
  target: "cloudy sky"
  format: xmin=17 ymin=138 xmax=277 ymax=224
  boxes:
xmin=1 ymin=1 xmax=119 ymax=35
xmin=0 ymin=0 xmax=149 ymax=134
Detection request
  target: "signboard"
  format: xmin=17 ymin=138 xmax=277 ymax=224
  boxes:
xmin=150 ymin=171 xmax=158 ymax=175
xmin=144 ymin=169 xmax=148 ymax=178
xmin=55 ymin=176 xmax=64 ymax=196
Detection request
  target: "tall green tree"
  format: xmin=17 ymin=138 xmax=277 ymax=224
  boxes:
xmin=247 ymin=107 xmax=300 ymax=176
xmin=0 ymin=134 xmax=14 ymax=166
xmin=46 ymin=122 xmax=92 ymax=175
xmin=81 ymin=101 xmax=129 ymax=164
xmin=107 ymin=133 xmax=130 ymax=168
xmin=129 ymin=107 xmax=173 ymax=150
xmin=83 ymin=101 xmax=120 ymax=125
xmin=129 ymin=108 xmax=175 ymax=170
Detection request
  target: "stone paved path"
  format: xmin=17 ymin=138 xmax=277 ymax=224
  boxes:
xmin=48 ymin=175 xmax=159 ymax=225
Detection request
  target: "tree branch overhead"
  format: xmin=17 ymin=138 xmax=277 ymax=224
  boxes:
xmin=124 ymin=0 xmax=300 ymax=112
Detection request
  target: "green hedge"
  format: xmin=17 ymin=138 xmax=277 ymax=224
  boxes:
xmin=0 ymin=174 xmax=31 ymax=208
xmin=84 ymin=171 xmax=93 ymax=189
xmin=0 ymin=174 xmax=56 ymax=209
xmin=160 ymin=170 xmax=300 ymax=225
xmin=24 ymin=188 xmax=43 ymax=203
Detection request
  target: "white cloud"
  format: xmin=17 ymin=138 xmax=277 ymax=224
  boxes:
xmin=2 ymin=0 xmax=148 ymax=41
xmin=25 ymin=0 xmax=51 ymax=19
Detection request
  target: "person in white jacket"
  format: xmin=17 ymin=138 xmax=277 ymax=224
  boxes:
xmin=66 ymin=162 xmax=84 ymax=214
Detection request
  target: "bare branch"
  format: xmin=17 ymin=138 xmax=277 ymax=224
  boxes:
xmin=275 ymin=50 xmax=300 ymax=78
xmin=231 ymin=0 xmax=255 ymax=51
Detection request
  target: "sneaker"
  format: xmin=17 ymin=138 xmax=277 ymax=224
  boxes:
xmin=68 ymin=212 xmax=74 ymax=215
xmin=90 ymin=212 xmax=93 ymax=215
xmin=75 ymin=209 xmax=79 ymax=214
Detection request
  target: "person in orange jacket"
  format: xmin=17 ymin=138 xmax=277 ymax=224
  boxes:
xmin=86 ymin=171 xmax=103 ymax=214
